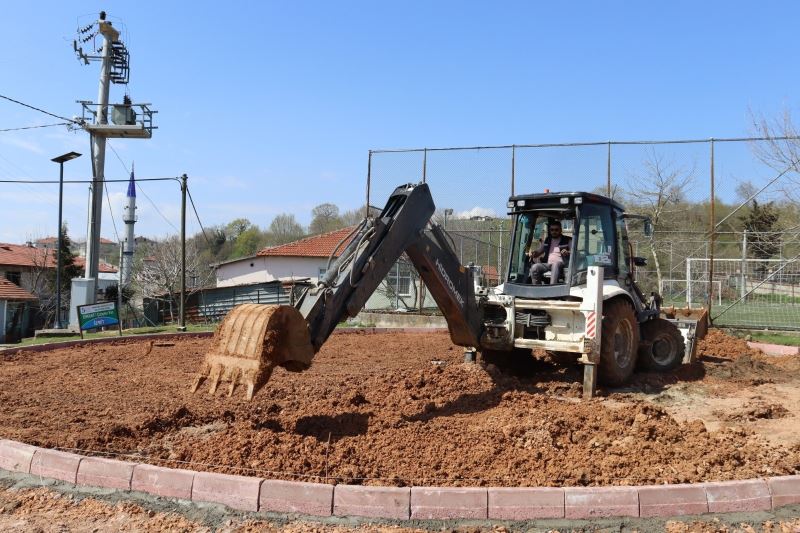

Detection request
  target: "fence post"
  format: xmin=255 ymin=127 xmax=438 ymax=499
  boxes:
xmin=365 ymin=150 xmax=372 ymax=219
xmin=707 ymin=139 xmax=716 ymax=318
xmin=498 ymin=227 xmax=503 ymax=282
xmin=741 ymin=230 xmax=748 ymax=300
xmin=687 ymin=258 xmax=692 ymax=306
xmin=511 ymin=145 xmax=516 ymax=197
xmin=422 ymin=148 xmax=427 ymax=184
xmin=606 ymin=141 xmax=612 ymax=196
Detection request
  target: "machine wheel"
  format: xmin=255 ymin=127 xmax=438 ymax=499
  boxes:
xmin=598 ymin=299 xmax=639 ymax=386
xmin=638 ymin=318 xmax=685 ymax=372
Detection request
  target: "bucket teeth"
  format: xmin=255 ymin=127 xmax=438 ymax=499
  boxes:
xmin=190 ymin=363 xmax=210 ymax=393
xmin=208 ymin=364 xmax=222 ymax=394
xmin=226 ymin=367 xmax=240 ymax=397
xmin=189 ymin=304 xmax=315 ymax=400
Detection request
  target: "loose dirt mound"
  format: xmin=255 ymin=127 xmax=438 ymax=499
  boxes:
xmin=1 ymin=331 xmax=798 ymax=487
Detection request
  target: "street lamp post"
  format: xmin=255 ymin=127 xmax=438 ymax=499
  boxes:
xmin=443 ymin=208 xmax=453 ymax=230
xmin=50 ymin=151 xmax=82 ymax=329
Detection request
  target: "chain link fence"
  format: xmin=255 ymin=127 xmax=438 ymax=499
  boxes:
xmin=366 ymin=136 xmax=800 ymax=330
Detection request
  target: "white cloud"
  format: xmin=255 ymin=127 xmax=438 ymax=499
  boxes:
xmin=0 ymin=136 xmax=44 ymax=155
xmin=455 ymin=206 xmax=497 ymax=219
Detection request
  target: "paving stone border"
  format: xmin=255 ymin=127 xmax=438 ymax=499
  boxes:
xmin=2 ymin=439 xmax=799 ymax=520
xmin=747 ymin=341 xmax=800 ymax=356
xmin=1 ymin=331 xmax=798 ymax=521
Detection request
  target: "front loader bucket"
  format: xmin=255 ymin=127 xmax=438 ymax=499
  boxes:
xmin=190 ymin=304 xmax=314 ymax=400
xmin=661 ymin=306 xmax=709 ymax=364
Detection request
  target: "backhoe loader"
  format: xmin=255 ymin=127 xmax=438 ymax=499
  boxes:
xmin=191 ymin=183 xmax=707 ymax=399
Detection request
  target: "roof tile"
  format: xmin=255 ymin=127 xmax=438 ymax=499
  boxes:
xmin=0 ymin=243 xmax=117 ymax=273
xmin=257 ymin=227 xmax=357 ymax=258
xmin=0 ymin=278 xmax=37 ymax=301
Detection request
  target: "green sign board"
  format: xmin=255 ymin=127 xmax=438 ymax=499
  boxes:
xmin=76 ymin=301 xmax=122 ymax=337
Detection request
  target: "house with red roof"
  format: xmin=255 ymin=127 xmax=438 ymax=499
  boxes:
xmin=213 ymin=227 xmax=435 ymax=311
xmin=0 ymin=277 xmax=37 ymax=343
xmin=214 ymin=227 xmax=356 ymax=287
xmin=0 ymin=242 xmax=117 ymax=299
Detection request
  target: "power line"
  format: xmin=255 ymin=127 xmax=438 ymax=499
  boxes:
xmin=0 ymin=177 xmax=180 ymax=184
xmin=0 ymin=150 xmax=58 ymax=210
xmin=106 ymin=141 xmax=180 ymax=233
xmin=138 ymin=185 xmax=179 ymax=233
xmin=186 ymin=185 xmax=211 ymax=245
xmin=0 ymin=94 xmax=76 ymax=123
xmin=371 ymin=135 xmax=800 ymax=154
xmin=104 ymin=185 xmax=121 ymax=243
xmin=0 ymin=122 xmax=71 ymax=133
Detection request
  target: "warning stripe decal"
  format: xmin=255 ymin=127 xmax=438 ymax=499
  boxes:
xmin=586 ymin=311 xmax=597 ymax=339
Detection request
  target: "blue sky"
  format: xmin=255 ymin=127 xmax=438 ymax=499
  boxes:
xmin=1 ymin=1 xmax=797 ymax=243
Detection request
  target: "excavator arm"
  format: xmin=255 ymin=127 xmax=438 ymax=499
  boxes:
xmin=191 ymin=182 xmax=483 ymax=399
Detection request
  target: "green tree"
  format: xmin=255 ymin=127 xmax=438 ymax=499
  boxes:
xmin=225 ymin=218 xmax=253 ymax=241
xmin=740 ymin=200 xmax=781 ymax=259
xmin=231 ymin=226 xmax=266 ymax=258
xmin=56 ymin=224 xmax=81 ymax=295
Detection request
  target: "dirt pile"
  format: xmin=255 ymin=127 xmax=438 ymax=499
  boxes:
xmin=1 ymin=331 xmax=798 ymax=487
xmin=697 ymin=329 xmax=800 ymax=387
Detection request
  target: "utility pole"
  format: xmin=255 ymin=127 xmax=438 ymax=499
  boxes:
xmin=84 ymin=12 xmax=116 ymax=299
xmin=71 ymin=11 xmax=156 ymax=320
xmin=179 ymin=174 xmax=188 ymax=331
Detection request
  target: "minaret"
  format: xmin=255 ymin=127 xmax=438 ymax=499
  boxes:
xmin=121 ymin=162 xmax=137 ymax=286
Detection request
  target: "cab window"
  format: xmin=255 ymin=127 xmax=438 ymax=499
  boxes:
xmin=616 ymin=211 xmax=631 ymax=277
xmin=574 ymin=204 xmax=615 ymax=275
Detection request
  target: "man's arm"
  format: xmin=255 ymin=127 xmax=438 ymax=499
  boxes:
xmin=529 ymin=240 xmax=546 ymax=259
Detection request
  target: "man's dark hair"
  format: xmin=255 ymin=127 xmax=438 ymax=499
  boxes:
xmin=548 ymin=220 xmax=562 ymax=229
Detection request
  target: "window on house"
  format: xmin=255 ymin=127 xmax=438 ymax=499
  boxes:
xmin=5 ymin=271 xmax=21 ymax=286
xmin=318 ymin=267 xmax=327 ymax=279
xmin=386 ymin=261 xmax=412 ymax=296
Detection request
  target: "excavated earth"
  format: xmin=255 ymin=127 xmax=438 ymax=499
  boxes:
xmin=1 ymin=329 xmax=799 ymax=487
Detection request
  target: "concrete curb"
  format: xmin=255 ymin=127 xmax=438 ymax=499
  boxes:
xmin=2 ymin=439 xmax=799 ymax=521
xmin=747 ymin=341 xmax=800 ymax=357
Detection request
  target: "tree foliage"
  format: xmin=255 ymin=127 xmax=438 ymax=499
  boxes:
xmin=309 ymin=203 xmax=342 ymax=235
xmin=267 ymin=214 xmax=305 ymax=245
xmin=625 ymin=151 xmax=694 ymax=291
xmin=740 ymin=199 xmax=781 ymax=259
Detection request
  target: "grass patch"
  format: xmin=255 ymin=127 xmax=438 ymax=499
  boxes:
xmin=9 ymin=324 xmax=215 ymax=348
xmin=746 ymin=332 xmax=800 ymax=347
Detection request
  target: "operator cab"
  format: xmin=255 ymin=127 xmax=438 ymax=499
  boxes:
xmin=504 ymin=192 xmax=630 ymax=299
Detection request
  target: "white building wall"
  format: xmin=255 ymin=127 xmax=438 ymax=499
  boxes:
xmin=215 ymin=256 xmax=329 ymax=287
xmin=214 ymin=256 xmax=439 ymax=311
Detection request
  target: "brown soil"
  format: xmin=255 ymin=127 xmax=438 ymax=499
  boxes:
xmin=1 ymin=330 xmax=799 ymax=487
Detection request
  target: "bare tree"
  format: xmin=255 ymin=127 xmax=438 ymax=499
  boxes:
xmin=749 ymin=108 xmax=800 ymax=200
xmin=340 ymin=205 xmax=380 ymax=227
xmin=133 ymin=236 xmax=213 ymax=323
xmin=626 ymin=150 xmax=695 ymax=292
xmin=309 ymin=203 xmax=343 ymax=235
xmin=267 ymin=213 xmax=306 ymax=245
xmin=26 ymin=242 xmax=56 ymax=326
xmin=750 ymin=108 xmax=800 ymax=170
